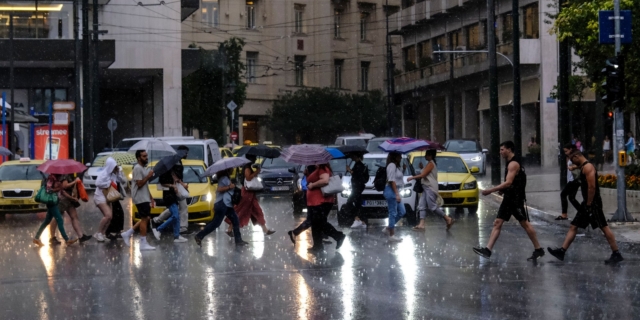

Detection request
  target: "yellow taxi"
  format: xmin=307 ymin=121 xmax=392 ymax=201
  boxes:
xmin=408 ymin=151 xmax=479 ymax=214
xmin=219 ymin=147 xmax=233 ymax=159
xmin=132 ymin=160 xmax=216 ymax=223
xmin=0 ymin=159 xmax=48 ymax=215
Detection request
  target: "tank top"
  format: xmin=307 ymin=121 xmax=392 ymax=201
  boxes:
xmin=579 ymin=161 xmax=602 ymax=209
xmin=421 ymin=162 xmax=439 ymax=193
xmin=503 ymin=156 xmax=526 ymax=201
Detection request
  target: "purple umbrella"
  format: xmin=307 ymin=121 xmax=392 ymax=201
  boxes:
xmin=280 ymin=144 xmax=333 ymax=165
xmin=378 ymin=137 xmax=430 ymax=154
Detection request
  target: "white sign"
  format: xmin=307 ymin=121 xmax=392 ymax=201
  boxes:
xmin=53 ymin=101 xmax=75 ymax=111
xmin=53 ymin=112 xmax=69 ymax=125
xmin=108 ymin=118 xmax=118 ymax=132
xmin=616 ymin=130 xmax=624 ymax=137
xmin=226 ymin=101 xmax=237 ymax=111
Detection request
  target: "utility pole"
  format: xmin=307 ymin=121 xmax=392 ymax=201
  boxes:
xmin=488 ymin=0 xmax=500 ymax=185
xmin=9 ymin=11 xmax=14 ymax=155
xmin=558 ymin=0 xmax=570 ymax=188
xmin=74 ymin=0 xmax=81 ymax=161
xmin=92 ymin=0 xmax=100 ymax=153
xmin=448 ymin=35 xmax=455 ymax=140
xmin=385 ymin=0 xmax=395 ymax=137
xmin=82 ymin=0 xmax=91 ymax=161
xmin=220 ymin=49 xmax=227 ymax=144
xmin=611 ymin=0 xmax=631 ymax=221
xmin=511 ymin=0 xmax=521 ymax=158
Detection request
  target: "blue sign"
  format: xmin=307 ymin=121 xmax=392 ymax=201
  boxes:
xmin=599 ymin=10 xmax=632 ymax=44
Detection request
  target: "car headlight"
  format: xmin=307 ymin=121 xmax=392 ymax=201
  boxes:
xmin=128 ymin=172 xmax=133 ymax=180
xmin=83 ymin=171 xmax=90 ymax=179
xmin=201 ymin=192 xmax=213 ymax=202
xmin=470 ymin=156 xmax=482 ymax=162
xmin=400 ymin=187 xmax=412 ymax=198
xmin=257 ymin=177 xmax=262 ymax=182
xmin=463 ymin=181 xmax=477 ymax=190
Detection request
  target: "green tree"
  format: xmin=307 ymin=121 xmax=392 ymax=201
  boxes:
xmin=183 ymin=38 xmax=247 ymax=142
xmin=267 ymin=88 xmax=388 ymax=144
xmin=551 ymin=0 xmax=640 ymax=109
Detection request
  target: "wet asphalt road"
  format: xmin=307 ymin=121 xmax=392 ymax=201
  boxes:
xmin=1 ymin=194 xmax=640 ymax=320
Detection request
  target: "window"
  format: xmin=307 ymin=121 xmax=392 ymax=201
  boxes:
xmin=334 ymin=60 xmax=343 ymax=89
xmin=433 ymin=35 xmax=447 ymax=62
xmin=360 ymin=61 xmax=370 ymax=91
xmin=334 ymin=11 xmax=341 ymax=38
xmin=32 ymin=88 xmax=67 ymax=114
xmin=466 ymin=23 xmax=483 ymax=49
xmin=246 ymin=52 xmax=258 ymax=84
xmin=404 ymin=46 xmax=417 ymax=71
xmin=295 ymin=55 xmax=305 ymax=86
xmin=246 ymin=1 xmax=256 ymax=29
xmin=0 ymin=4 xmax=72 ymax=39
xmin=523 ymin=3 xmax=539 ymax=39
xmin=502 ymin=12 xmax=513 ymax=43
xmin=294 ymin=5 xmax=304 ymax=33
xmin=451 ymin=29 xmax=463 ymax=49
xmin=360 ymin=12 xmax=369 ymax=41
xmin=201 ymin=0 xmax=219 ymax=27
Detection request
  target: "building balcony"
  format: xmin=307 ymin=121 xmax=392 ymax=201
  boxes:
xmin=0 ymin=39 xmax=115 ymax=68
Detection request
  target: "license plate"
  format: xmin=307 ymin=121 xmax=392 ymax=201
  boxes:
xmin=38 ymin=204 xmax=46 ymax=209
xmin=440 ymin=193 xmax=453 ymax=198
xmin=363 ymin=200 xmax=387 ymax=207
xmin=271 ymin=186 xmax=289 ymax=191
xmin=10 ymin=200 xmax=26 ymax=204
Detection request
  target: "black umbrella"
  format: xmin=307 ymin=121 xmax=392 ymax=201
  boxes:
xmin=152 ymin=149 xmax=187 ymax=178
xmin=236 ymin=145 xmax=281 ymax=158
xmin=337 ymin=145 xmax=368 ymax=157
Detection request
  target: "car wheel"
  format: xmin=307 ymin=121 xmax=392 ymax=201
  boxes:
xmin=337 ymin=208 xmax=354 ymax=227
xmin=468 ymin=206 xmax=478 ymax=214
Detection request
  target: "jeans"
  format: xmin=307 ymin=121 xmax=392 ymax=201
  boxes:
xmin=561 ymin=179 xmax=581 ymax=213
xmin=157 ymin=202 xmax=180 ymax=239
xmin=309 ymin=203 xmax=343 ymax=249
xmin=197 ymin=201 xmax=243 ymax=243
xmin=384 ymin=185 xmax=406 ymax=229
xmin=157 ymin=199 xmax=188 ymax=231
xmin=36 ymin=204 xmax=68 ymax=240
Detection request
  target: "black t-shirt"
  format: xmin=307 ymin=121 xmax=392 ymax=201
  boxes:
xmin=160 ymin=161 xmax=182 ymax=205
xmin=350 ymin=161 xmax=368 ymax=190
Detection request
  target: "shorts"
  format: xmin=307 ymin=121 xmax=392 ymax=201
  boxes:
xmin=571 ymin=205 xmax=608 ymax=229
xmin=135 ymin=202 xmax=152 ymax=218
xmin=497 ymin=198 xmax=528 ymax=222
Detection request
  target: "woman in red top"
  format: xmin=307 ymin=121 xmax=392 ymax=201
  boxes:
xmin=306 ymin=163 xmax=346 ymax=252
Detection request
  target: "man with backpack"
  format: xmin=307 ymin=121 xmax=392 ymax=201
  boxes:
xmin=345 ymin=153 xmax=369 ymax=228
xmin=473 ymin=141 xmax=545 ymax=261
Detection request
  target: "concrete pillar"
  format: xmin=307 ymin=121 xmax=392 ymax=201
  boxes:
xmin=433 ymin=97 xmax=446 ymax=142
xmin=153 ymin=75 xmax=164 ymax=137
xmin=463 ymin=89 xmax=479 ymax=139
xmin=539 ymin=0 xmax=559 ymax=167
xmin=454 ymin=94 xmax=463 ymax=138
xmin=163 ymin=66 xmax=182 ymax=137
xmin=480 ymin=110 xmax=491 ymax=150
xmin=521 ymin=104 xmax=538 ymax=155
xmin=500 ymin=105 xmax=513 ymax=143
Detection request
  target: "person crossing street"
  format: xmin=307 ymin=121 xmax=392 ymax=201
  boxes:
xmin=121 ymin=150 xmax=156 ymax=250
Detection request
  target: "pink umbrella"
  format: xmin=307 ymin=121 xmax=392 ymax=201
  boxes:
xmin=37 ymin=159 xmax=87 ymax=175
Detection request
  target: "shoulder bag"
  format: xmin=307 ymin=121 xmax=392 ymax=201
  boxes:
xmin=321 ymin=175 xmax=344 ymax=196
xmin=103 ymin=186 xmax=122 ymax=203
xmin=244 ymin=177 xmax=264 ymax=191
xmin=176 ymin=183 xmax=190 ymax=200
xmin=35 ymin=185 xmax=59 ymax=206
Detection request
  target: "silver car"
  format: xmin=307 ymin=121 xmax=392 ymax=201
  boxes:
xmin=444 ymin=140 xmax=487 ymax=176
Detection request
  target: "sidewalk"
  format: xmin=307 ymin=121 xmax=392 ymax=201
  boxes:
xmin=478 ymin=165 xmax=640 ymax=243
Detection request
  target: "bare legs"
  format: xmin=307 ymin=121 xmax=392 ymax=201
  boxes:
xmin=486 ymin=219 xmax=540 ymax=251
xmin=97 ymin=203 xmax=112 ymax=235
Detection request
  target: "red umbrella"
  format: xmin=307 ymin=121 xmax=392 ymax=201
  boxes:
xmin=37 ymin=159 xmax=87 ymax=175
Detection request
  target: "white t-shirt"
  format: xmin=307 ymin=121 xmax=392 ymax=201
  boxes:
xmin=386 ymin=163 xmax=404 ymax=187
xmin=567 ymin=160 xmax=574 ymax=182
xmin=603 ymin=140 xmax=611 ymax=151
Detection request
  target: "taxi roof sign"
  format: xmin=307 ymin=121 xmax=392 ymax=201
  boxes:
xmin=19 ymin=157 xmax=31 ymax=162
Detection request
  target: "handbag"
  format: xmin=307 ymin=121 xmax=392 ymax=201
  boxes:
xmin=321 ymin=175 xmax=344 ymax=196
xmin=76 ymin=179 xmax=89 ymax=202
xmin=176 ymin=183 xmax=190 ymax=200
xmin=35 ymin=186 xmax=59 ymax=206
xmin=103 ymin=186 xmax=122 ymax=203
xmin=230 ymin=186 xmax=242 ymax=205
xmin=244 ymin=177 xmax=263 ymax=191
xmin=413 ymin=181 xmax=424 ymax=193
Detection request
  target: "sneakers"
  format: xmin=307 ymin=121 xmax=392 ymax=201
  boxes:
xmin=66 ymin=238 xmax=78 ymax=246
xmin=139 ymin=238 xmax=156 ymax=251
xmin=194 ymin=236 xmax=203 ymax=247
xmin=336 ymin=233 xmax=346 ymax=249
xmin=79 ymin=234 xmax=93 ymax=243
xmin=179 ymin=230 xmax=194 ymax=236
xmin=94 ymin=233 xmax=106 ymax=242
xmin=49 ymin=237 xmax=61 ymax=245
xmin=605 ymin=251 xmax=624 ymax=264
xmin=151 ymin=228 xmax=161 ymax=241
xmin=547 ymin=247 xmax=566 ymax=261
xmin=527 ymin=248 xmax=545 ymax=261
xmin=121 ymin=229 xmax=134 ymax=247
xmin=350 ymin=220 xmax=366 ymax=229
xmin=33 ymin=239 xmax=44 ymax=247
xmin=473 ymin=246 xmax=492 ymax=259
xmin=382 ymin=227 xmax=390 ymax=236
xmin=174 ymin=236 xmax=188 ymax=243
xmin=388 ymin=236 xmax=403 ymax=243
xmin=265 ymin=229 xmax=276 ymax=236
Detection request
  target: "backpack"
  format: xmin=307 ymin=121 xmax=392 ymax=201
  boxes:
xmin=230 ymin=186 xmax=242 ymax=205
xmin=373 ymin=166 xmax=387 ymax=191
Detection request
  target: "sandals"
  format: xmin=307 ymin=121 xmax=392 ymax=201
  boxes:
xmin=555 ymin=215 xmax=569 ymax=221
xmin=446 ymin=218 xmax=456 ymax=231
xmin=412 ymin=226 xmax=425 ymax=231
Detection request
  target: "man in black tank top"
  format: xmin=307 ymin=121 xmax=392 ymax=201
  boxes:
xmin=548 ymin=151 xmax=624 ymax=264
xmin=473 ymin=141 xmax=545 ymax=261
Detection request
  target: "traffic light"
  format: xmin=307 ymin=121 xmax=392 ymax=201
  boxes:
xmin=601 ymin=56 xmax=625 ymax=107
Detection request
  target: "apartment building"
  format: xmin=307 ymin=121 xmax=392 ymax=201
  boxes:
xmin=389 ymin=0 xmax=595 ymax=167
xmin=182 ymin=0 xmax=402 ymax=144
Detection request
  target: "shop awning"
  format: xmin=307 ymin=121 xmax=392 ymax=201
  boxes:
xmin=478 ymin=79 xmax=540 ymax=111
xmin=0 ymin=98 xmax=38 ymax=123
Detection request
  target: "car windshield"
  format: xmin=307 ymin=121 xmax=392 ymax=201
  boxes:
xmin=116 ymin=139 xmax=141 ymax=149
xmin=411 ymin=156 xmax=428 ymax=172
xmin=150 ymin=166 xmax=207 ymax=184
xmin=0 ymin=165 xmax=44 ymax=181
xmin=362 ymin=158 xmax=413 ymax=176
xmin=330 ymin=159 xmax=348 ymax=175
xmin=366 ymin=140 xmax=388 ymax=153
xmin=345 ymin=139 xmax=367 ymax=147
xmin=261 ymin=157 xmax=297 ymax=169
xmin=436 ymin=156 xmax=469 ymax=173
xmin=171 ymin=145 xmax=205 ymax=161
xmin=446 ymin=141 xmax=479 ymax=153
xmin=91 ymin=155 xmax=109 ymax=167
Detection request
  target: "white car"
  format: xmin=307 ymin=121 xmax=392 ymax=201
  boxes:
xmin=336 ymin=153 xmax=418 ymax=227
xmin=444 ymin=139 xmax=488 ymax=176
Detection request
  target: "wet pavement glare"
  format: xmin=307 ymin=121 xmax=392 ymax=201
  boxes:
xmin=1 ymin=195 xmax=640 ymax=319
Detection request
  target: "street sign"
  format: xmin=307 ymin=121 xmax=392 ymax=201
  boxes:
xmin=53 ymin=101 xmax=75 ymax=111
xmin=226 ymin=101 xmax=237 ymax=111
xmin=230 ymin=131 xmax=238 ymax=141
xmin=53 ymin=112 xmax=69 ymax=125
xmin=599 ymin=10 xmax=632 ymax=44
xmin=107 ymin=118 xmax=117 ymax=132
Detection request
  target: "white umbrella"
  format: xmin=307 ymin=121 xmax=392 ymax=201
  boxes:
xmin=128 ymin=139 xmax=176 ymax=161
xmin=203 ymin=157 xmax=250 ymax=177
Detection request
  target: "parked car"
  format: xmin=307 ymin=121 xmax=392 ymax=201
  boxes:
xmin=408 ymin=151 xmax=480 ymax=214
xmin=336 ymin=153 xmax=417 ymax=227
xmin=132 ymin=160 xmax=215 ymax=224
xmin=82 ymin=152 xmax=135 ymax=190
xmin=256 ymin=157 xmax=301 ymax=196
xmin=366 ymin=137 xmax=394 ymax=153
xmin=0 ymin=159 xmax=47 ymax=216
xmin=334 ymin=135 xmax=372 ymax=148
xmin=444 ymin=139 xmax=487 ymax=176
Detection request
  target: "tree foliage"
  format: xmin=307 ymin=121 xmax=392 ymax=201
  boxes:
xmin=183 ymin=38 xmax=247 ymax=142
xmin=267 ymin=88 xmax=388 ymax=144
xmin=551 ymin=0 xmax=640 ymax=109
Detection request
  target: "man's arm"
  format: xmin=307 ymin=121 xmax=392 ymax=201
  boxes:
xmin=482 ymin=162 xmax=518 ymax=195
xmin=584 ymin=164 xmax=596 ymax=206
xmin=135 ymin=169 xmax=154 ymax=188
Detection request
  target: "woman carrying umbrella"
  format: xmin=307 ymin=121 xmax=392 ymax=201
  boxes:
xmin=49 ymin=175 xmax=92 ymax=244
xmin=33 ymin=174 xmax=78 ymax=246
xmin=226 ymin=154 xmax=275 ymax=236
xmin=93 ymin=158 xmax=126 ymax=242
xmin=305 ymin=162 xmax=346 ymax=252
